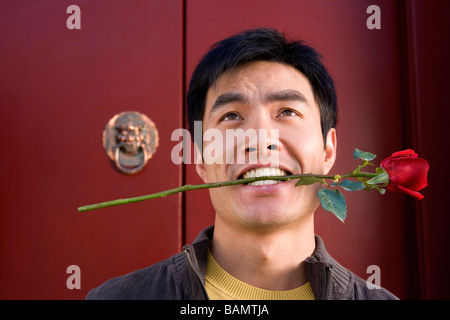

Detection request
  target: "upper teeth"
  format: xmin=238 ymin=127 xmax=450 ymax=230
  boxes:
xmin=243 ymin=167 xmax=287 ymax=179
xmin=242 ymin=168 xmax=288 ymax=186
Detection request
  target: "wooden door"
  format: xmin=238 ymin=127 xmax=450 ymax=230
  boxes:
xmin=0 ymin=0 xmax=183 ymax=299
xmin=184 ymin=0 xmax=409 ymax=299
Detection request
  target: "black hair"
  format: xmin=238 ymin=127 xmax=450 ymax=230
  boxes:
xmin=186 ymin=27 xmax=337 ymax=143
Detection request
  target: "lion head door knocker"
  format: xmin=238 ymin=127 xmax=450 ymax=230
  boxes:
xmin=103 ymin=111 xmax=159 ymax=174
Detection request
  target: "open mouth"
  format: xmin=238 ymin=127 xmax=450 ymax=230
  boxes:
xmin=239 ymin=168 xmax=292 ymax=186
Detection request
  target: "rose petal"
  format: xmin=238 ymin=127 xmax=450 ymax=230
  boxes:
xmin=387 ymin=183 xmax=401 ymax=193
xmin=386 ymin=158 xmax=429 ymax=190
xmin=382 ymin=158 xmax=429 ymax=193
xmin=396 ymin=185 xmax=424 ymax=200
xmin=389 ymin=149 xmax=418 ymax=159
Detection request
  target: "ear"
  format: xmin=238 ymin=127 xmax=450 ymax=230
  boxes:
xmin=194 ymin=143 xmax=208 ymax=183
xmin=323 ymin=128 xmax=337 ymax=175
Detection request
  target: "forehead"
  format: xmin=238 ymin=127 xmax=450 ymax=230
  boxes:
xmin=205 ymin=61 xmax=315 ymax=108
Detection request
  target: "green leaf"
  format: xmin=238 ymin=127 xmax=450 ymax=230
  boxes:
xmin=295 ymin=176 xmax=325 ymax=186
xmin=366 ymin=171 xmax=389 ymax=185
xmin=353 ymin=149 xmax=376 ymax=161
xmin=318 ymin=188 xmax=347 ymax=222
xmin=334 ymin=179 xmax=365 ymax=191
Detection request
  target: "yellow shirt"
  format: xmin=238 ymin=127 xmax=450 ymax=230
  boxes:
xmin=205 ymin=249 xmax=315 ymax=300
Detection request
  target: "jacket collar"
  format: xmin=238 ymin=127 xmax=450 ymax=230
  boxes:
xmin=184 ymin=225 xmax=349 ymax=299
xmin=304 ymin=235 xmax=350 ymax=299
xmin=183 ymin=225 xmax=213 ymax=285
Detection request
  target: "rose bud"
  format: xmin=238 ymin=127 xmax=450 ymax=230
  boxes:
xmin=380 ymin=149 xmax=429 ymax=200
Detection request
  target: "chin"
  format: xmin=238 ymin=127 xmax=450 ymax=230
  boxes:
xmin=238 ymin=206 xmax=302 ymax=228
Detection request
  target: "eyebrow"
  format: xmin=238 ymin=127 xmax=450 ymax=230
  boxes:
xmin=211 ymin=92 xmax=248 ymax=112
xmin=264 ymin=89 xmax=308 ymax=104
xmin=210 ymin=89 xmax=308 ymax=115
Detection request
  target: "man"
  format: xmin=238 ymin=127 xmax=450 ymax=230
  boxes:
xmin=86 ymin=28 xmax=398 ymax=300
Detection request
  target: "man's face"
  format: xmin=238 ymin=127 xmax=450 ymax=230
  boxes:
xmin=196 ymin=61 xmax=336 ymax=230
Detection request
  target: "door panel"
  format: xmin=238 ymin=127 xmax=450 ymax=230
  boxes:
xmin=0 ymin=0 xmax=183 ymax=299
xmin=401 ymin=0 xmax=450 ymax=299
xmin=185 ymin=0 xmax=407 ymax=298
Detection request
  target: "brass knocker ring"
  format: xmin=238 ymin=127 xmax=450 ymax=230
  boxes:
xmin=103 ymin=111 xmax=159 ymax=175
xmin=113 ymin=141 xmax=149 ymax=175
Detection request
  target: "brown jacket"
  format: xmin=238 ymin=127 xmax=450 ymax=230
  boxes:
xmin=86 ymin=226 xmax=398 ymax=300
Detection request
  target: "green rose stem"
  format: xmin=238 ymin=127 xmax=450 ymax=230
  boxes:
xmin=77 ymin=172 xmax=378 ymax=213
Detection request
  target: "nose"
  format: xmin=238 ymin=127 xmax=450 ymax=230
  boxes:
xmin=246 ymin=143 xmax=278 ymax=152
xmin=245 ymin=111 xmax=280 ymax=154
xmin=245 ymin=135 xmax=279 ymax=166
xmin=230 ymin=110 xmax=279 ymax=165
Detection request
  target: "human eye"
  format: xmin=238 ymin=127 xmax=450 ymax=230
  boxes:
xmin=220 ymin=112 xmax=242 ymax=121
xmin=278 ymin=108 xmax=302 ymax=118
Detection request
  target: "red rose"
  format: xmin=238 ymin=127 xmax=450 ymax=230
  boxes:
xmin=380 ymin=149 xmax=429 ymax=200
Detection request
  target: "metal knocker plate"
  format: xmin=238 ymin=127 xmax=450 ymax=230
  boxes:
xmin=103 ymin=111 xmax=159 ymax=174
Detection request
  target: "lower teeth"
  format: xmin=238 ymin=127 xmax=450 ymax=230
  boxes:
xmin=247 ymin=180 xmax=282 ymax=186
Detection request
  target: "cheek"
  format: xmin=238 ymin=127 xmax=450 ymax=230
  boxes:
xmin=203 ymin=164 xmax=220 ymax=182
xmin=282 ymin=126 xmax=324 ymax=167
xmin=202 ymin=129 xmax=226 ymax=165
xmin=208 ymin=187 xmax=237 ymax=216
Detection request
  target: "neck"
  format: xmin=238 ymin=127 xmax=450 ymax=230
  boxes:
xmin=210 ymin=214 xmax=316 ymax=291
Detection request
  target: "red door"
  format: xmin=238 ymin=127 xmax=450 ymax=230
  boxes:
xmin=184 ymin=0 xmax=407 ymax=299
xmin=185 ymin=0 xmax=450 ymax=300
xmin=0 ymin=0 xmax=183 ymax=299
